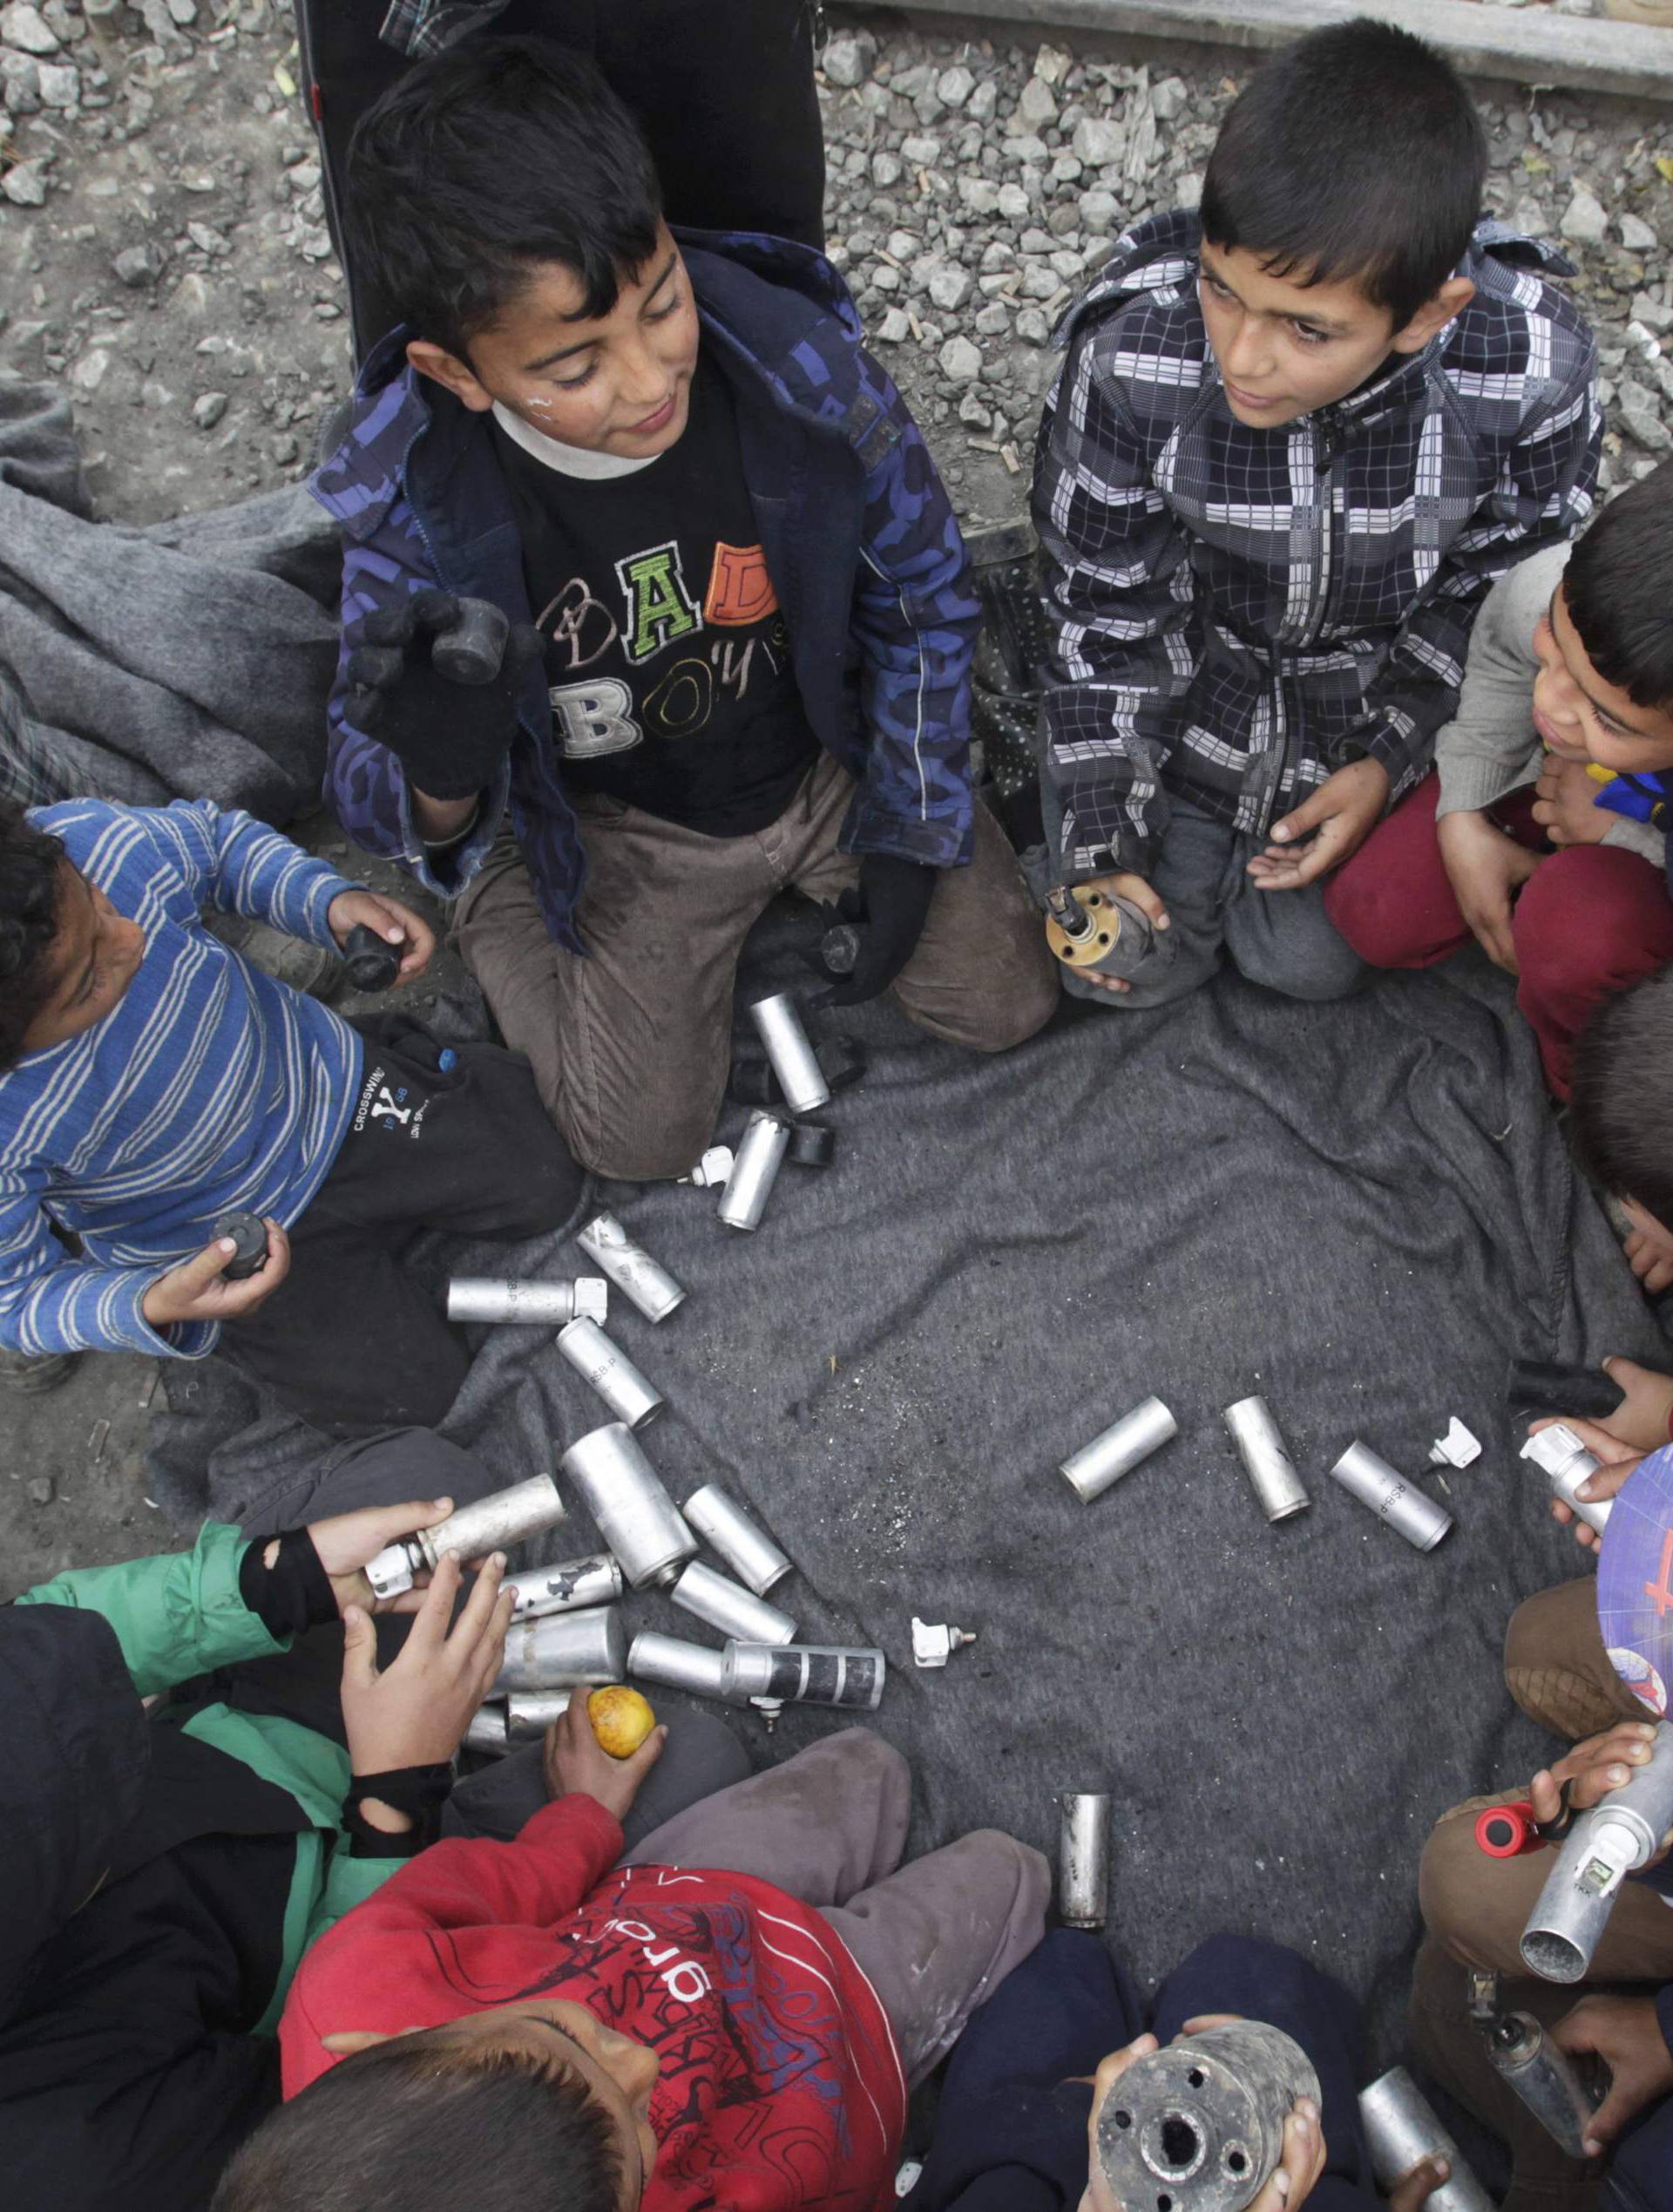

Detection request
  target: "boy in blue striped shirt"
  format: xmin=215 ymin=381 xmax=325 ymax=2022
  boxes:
xmin=0 ymin=797 xmax=581 ymax=1430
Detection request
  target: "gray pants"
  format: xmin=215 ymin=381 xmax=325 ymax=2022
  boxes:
xmin=621 ymin=1727 xmax=1050 ymax=2084
xmin=1053 ymin=795 xmax=1366 ymax=1009
xmin=453 ymin=755 xmax=1060 ymax=1181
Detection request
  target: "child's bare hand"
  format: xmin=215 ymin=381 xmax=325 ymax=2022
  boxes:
xmin=542 ymin=1692 xmax=667 ymax=1825
xmin=1593 ymin=1357 xmax=1673 ymax=1453
xmin=340 ymin=1550 xmax=512 ymax=1776
xmin=1551 ymin=1994 xmax=1673 ymax=2156
xmin=1247 ymin=758 xmax=1389 ymax=891
xmin=1530 ymin=1414 xmax=1643 ymax=1550
xmin=305 ymin=1496 xmax=461 ymax=1616
xmin=1622 ymin=1198 xmax=1673 ymax=1296
xmin=1386 ymin=2156 xmax=1453 ymax=2212
xmin=1435 ymin=811 xmax=1541 ymax=973
xmin=1530 ymin=1721 xmax=1663 ymax=1832
xmin=326 ymin=888 xmax=436 ymax=981
xmin=1057 ymin=873 xmax=1170 ymax=995
xmin=141 ymin=1220 xmax=291 ymax=1328
xmin=1532 ymin=753 xmax=1610 ymax=848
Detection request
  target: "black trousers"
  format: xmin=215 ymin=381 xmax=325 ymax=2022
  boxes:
xmin=292 ymin=0 xmax=829 ymax=360
xmin=222 ymin=1019 xmax=585 ymax=1434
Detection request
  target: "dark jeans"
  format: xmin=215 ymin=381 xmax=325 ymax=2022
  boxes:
xmin=904 ymin=1930 xmax=1378 ymax=2212
xmin=221 ymin=1018 xmax=584 ymax=1434
xmin=446 ymin=1708 xmax=755 ymax=1853
xmin=291 ymin=0 xmax=828 ymax=360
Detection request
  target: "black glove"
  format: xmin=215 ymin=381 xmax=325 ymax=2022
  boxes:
xmin=343 ymin=588 xmax=542 ymax=801
xmin=815 ymin=853 xmax=937 ymax=1007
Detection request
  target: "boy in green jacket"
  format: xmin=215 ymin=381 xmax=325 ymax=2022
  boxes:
xmin=0 ymin=1445 xmax=515 ymax=2212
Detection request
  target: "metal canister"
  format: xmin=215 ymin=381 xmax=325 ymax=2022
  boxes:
xmin=1522 ymin=1722 xmax=1673 ymax=1980
xmin=683 ymin=1483 xmax=794 ymax=1595
xmin=446 ymin=1277 xmax=609 ymax=1327
xmin=365 ymin=1474 xmax=567 ymax=1599
xmin=507 ymin=1689 xmax=572 ymax=1739
xmin=717 ymin=1111 xmax=793 ymax=1232
xmin=559 ymin=1423 xmax=696 ymax=1591
xmin=1097 ymin=2023 xmax=1320 ymax=2212
xmin=558 ymin=1316 xmax=664 ymax=1429
xmin=1059 ymin=1792 xmax=1111 ymax=1929
xmin=496 ymin=1605 xmax=627 ymax=1692
xmin=720 ymin=1642 xmax=886 ymax=1710
xmin=505 ymin=1552 xmax=625 ymax=1620
xmin=1358 ymin=2069 xmax=1496 ymax=2212
xmin=1330 ymin=1442 xmax=1453 ymax=1551
xmin=1224 ymin=1396 xmax=1311 ymax=1523
xmin=748 ymin=992 xmax=830 ymax=1114
xmin=672 ymin=1560 xmax=798 ymax=1645
xmin=464 ymin=1703 xmax=508 ymax=1756
xmin=1520 ymin=1424 xmax=1614 ymax=1536
xmin=575 ymin=1211 xmax=686 ymax=1324
xmin=629 ymin=1630 xmax=740 ymax=1703
xmin=1060 ymin=1397 xmax=1178 ymax=1503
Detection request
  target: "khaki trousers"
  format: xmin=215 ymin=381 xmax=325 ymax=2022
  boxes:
xmin=453 ymin=755 xmax=1060 ymax=1179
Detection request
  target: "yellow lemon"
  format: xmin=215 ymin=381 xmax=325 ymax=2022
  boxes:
xmin=587 ymin=1685 xmax=656 ymax=1759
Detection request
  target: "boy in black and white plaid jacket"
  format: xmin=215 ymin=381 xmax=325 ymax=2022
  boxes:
xmin=1032 ymin=17 xmax=1600 ymax=1008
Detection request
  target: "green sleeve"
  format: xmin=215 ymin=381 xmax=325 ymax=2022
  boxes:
xmin=14 ymin=1521 xmax=286 ymax=1697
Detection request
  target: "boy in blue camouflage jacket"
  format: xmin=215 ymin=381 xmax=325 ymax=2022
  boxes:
xmin=1033 ymin=18 xmax=1600 ymax=1012
xmin=314 ymin=37 xmax=1057 ymax=1181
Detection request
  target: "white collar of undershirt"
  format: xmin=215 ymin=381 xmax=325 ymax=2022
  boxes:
xmin=491 ymin=401 xmax=660 ymax=481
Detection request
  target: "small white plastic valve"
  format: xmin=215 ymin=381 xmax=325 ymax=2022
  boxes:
xmin=680 ymin=1146 xmax=735 ymax=1189
xmin=573 ymin=1276 xmax=610 ymax=1325
xmin=912 ymin=1618 xmax=978 ymax=1669
xmin=1430 ymin=1418 xmax=1482 ymax=1469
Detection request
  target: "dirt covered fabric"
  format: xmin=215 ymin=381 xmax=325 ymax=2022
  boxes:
xmin=147 ymin=913 xmax=1667 ymax=2048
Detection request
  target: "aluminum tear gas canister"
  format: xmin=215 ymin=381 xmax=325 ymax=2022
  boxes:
xmin=505 ymin=1552 xmax=625 ymax=1619
xmin=558 ymin=1316 xmax=664 ymax=1429
xmin=683 ymin=1483 xmax=794 ymax=1596
xmin=365 ymin=1474 xmax=567 ymax=1599
xmin=1095 ymin=2021 xmax=1321 ymax=2212
xmin=1358 ymin=2069 xmax=1495 ymax=2212
xmin=495 ymin=1605 xmax=627 ymax=1692
xmin=720 ymin=1642 xmax=886 ymax=1710
xmin=1521 ymin=1720 xmax=1673 ymax=1980
xmin=213 ymin=1209 xmax=269 ymax=1281
xmin=717 ymin=1110 xmax=792 ymax=1231
xmin=748 ymin=992 xmax=831 ymax=1114
xmin=1521 ymin=1423 xmax=1614 ymax=1537
xmin=464 ymin=1703 xmax=508 ymax=1756
xmin=576 ymin=1211 xmax=687 ymax=1323
xmin=1470 ymin=1973 xmax=1604 ymax=2158
xmin=1059 ymin=1792 xmax=1111 ymax=1928
xmin=1329 ymin=1442 xmax=1453 ymax=1551
xmin=1223 ymin=1398 xmax=1310 ymax=1523
xmin=508 ymin=1689 xmax=572 ymax=1739
xmin=447 ymin=1277 xmax=609 ymax=1327
xmin=1045 ymin=883 xmax=1175 ymax=983
xmin=672 ymin=1559 xmax=798 ymax=1646
xmin=1060 ymin=1397 xmax=1178 ymax=1503
xmin=629 ymin=1630 xmax=740 ymax=1703
xmin=559 ymin=1423 xmax=696 ymax=1591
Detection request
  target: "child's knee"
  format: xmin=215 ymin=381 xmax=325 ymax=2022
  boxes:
xmin=1514 ymin=850 xmax=1666 ymax=1004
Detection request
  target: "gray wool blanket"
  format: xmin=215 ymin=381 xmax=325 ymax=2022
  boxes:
xmin=144 ymin=912 xmax=1667 ymax=2052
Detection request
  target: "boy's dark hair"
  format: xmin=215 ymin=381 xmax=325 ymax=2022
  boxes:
xmin=1199 ymin=18 xmax=1487 ymax=331
xmin=1573 ymin=967 xmax=1673 ymax=1232
xmin=210 ymin=2033 xmax=626 ymax=2212
xmin=344 ymin=36 xmax=663 ymax=363
xmin=1564 ymin=460 xmax=1673 ymax=714
xmin=0 ymin=807 xmax=66 ymax=1072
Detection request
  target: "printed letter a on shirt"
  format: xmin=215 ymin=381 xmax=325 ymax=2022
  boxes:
xmin=615 ymin=540 xmax=701 ymax=665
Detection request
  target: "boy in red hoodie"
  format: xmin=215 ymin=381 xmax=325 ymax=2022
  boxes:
xmin=214 ymin=1717 xmax=1048 ymax=2212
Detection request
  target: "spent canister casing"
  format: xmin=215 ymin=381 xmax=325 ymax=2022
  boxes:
xmin=558 ymin=1316 xmax=664 ymax=1430
xmin=629 ymin=1630 xmax=740 ymax=1702
xmin=1059 ymin=1793 xmax=1111 ymax=1929
xmin=464 ymin=1703 xmax=508 ymax=1756
xmin=575 ymin=1211 xmax=686 ymax=1323
xmin=683 ymin=1483 xmax=794 ymax=1595
xmin=559 ymin=1422 xmax=696 ymax=1590
xmin=672 ymin=1559 xmax=798 ymax=1646
xmin=1060 ymin=1397 xmax=1178 ymax=1503
xmin=446 ymin=1276 xmax=608 ymax=1327
xmin=748 ymin=992 xmax=830 ymax=1114
xmin=1520 ymin=1423 xmax=1614 ymax=1536
xmin=717 ymin=1111 xmax=793 ymax=1232
xmin=1096 ymin=2022 xmax=1320 ymax=2212
xmin=720 ymin=1642 xmax=886 ymax=1709
xmin=507 ymin=1690 xmax=573 ymax=1740
xmin=1358 ymin=2069 xmax=1496 ymax=2212
xmin=495 ymin=1605 xmax=627 ymax=1693
xmin=505 ymin=1552 xmax=625 ymax=1619
xmin=1330 ymin=1442 xmax=1453 ymax=1551
xmin=1224 ymin=1396 xmax=1311 ymax=1523
xmin=365 ymin=1473 xmax=567 ymax=1599
xmin=1521 ymin=1722 xmax=1673 ymax=1981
